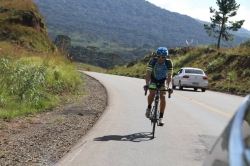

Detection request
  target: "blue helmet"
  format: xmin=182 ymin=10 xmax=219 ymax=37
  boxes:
xmin=156 ymin=47 xmax=168 ymax=56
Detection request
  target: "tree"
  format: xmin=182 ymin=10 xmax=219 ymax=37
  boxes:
xmin=54 ymin=35 xmax=71 ymax=55
xmin=204 ymin=0 xmax=245 ymax=49
xmin=104 ymin=53 xmax=124 ymax=66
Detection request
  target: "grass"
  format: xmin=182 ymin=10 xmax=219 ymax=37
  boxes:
xmin=74 ymin=62 xmax=107 ymax=73
xmin=53 ymin=118 xmax=63 ymax=123
xmin=101 ymin=43 xmax=250 ymax=96
xmin=0 ymin=0 xmax=36 ymax=11
xmin=26 ymin=117 xmax=33 ymax=122
xmin=0 ymin=41 xmax=83 ymax=119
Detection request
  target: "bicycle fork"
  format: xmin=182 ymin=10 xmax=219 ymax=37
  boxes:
xmin=151 ymin=95 xmax=160 ymax=125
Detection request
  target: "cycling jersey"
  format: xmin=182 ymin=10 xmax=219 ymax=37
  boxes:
xmin=147 ymin=58 xmax=173 ymax=80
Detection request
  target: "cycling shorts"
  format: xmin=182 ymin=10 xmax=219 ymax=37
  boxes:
xmin=149 ymin=76 xmax=168 ymax=91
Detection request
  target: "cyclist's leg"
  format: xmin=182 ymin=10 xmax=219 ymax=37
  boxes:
xmin=160 ymin=79 xmax=168 ymax=91
xmin=145 ymin=89 xmax=155 ymax=118
xmin=148 ymin=89 xmax=155 ymax=103
xmin=145 ymin=78 xmax=157 ymax=118
xmin=159 ymin=91 xmax=166 ymax=125
xmin=159 ymin=78 xmax=167 ymax=114
xmin=159 ymin=91 xmax=166 ymax=114
xmin=148 ymin=77 xmax=157 ymax=108
xmin=145 ymin=76 xmax=156 ymax=118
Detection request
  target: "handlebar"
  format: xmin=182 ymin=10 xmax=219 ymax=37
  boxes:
xmin=144 ymin=88 xmax=172 ymax=98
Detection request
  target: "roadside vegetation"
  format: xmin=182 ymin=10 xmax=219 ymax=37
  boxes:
xmin=102 ymin=41 xmax=250 ymax=96
xmin=74 ymin=62 xmax=108 ymax=73
xmin=0 ymin=0 xmax=83 ymax=119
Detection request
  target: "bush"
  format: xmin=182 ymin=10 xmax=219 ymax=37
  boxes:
xmin=0 ymin=56 xmax=82 ymax=118
xmin=212 ymin=74 xmax=221 ymax=81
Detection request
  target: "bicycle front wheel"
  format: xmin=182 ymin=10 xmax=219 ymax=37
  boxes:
xmin=151 ymin=106 xmax=158 ymax=138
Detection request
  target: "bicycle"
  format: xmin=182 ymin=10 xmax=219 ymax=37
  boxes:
xmin=145 ymin=83 xmax=172 ymax=139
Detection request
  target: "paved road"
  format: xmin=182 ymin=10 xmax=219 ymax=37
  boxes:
xmin=56 ymin=72 xmax=244 ymax=166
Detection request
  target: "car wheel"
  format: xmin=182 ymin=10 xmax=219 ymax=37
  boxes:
xmin=179 ymin=81 xmax=183 ymax=90
xmin=202 ymin=88 xmax=206 ymax=92
xmin=194 ymin=88 xmax=197 ymax=91
xmin=173 ymin=85 xmax=176 ymax=89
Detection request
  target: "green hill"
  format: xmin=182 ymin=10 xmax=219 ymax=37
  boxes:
xmin=33 ymin=0 xmax=249 ymax=49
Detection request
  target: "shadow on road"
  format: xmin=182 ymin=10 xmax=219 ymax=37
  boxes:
xmin=94 ymin=132 xmax=153 ymax=142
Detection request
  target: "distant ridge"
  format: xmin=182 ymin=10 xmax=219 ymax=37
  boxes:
xmin=33 ymin=0 xmax=249 ymax=48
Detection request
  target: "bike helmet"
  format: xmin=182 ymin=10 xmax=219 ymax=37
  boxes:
xmin=156 ymin=47 xmax=168 ymax=56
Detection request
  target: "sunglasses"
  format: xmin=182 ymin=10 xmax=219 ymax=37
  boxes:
xmin=157 ymin=56 xmax=166 ymax=59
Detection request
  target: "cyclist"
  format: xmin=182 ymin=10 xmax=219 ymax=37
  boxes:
xmin=143 ymin=47 xmax=173 ymax=126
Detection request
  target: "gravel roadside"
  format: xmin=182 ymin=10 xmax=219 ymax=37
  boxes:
xmin=0 ymin=73 xmax=107 ymax=166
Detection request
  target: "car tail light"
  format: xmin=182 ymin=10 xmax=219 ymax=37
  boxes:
xmin=203 ymin=76 xmax=208 ymax=80
xmin=183 ymin=75 xmax=189 ymax=78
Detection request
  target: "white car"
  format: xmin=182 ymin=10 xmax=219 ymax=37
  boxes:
xmin=172 ymin=67 xmax=208 ymax=92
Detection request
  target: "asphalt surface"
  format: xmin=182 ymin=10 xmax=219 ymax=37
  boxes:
xmin=56 ymin=72 xmax=244 ymax=166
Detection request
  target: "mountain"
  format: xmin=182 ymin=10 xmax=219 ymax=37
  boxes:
xmin=32 ymin=0 xmax=249 ymax=50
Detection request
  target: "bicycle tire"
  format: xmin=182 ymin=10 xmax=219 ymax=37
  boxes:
xmin=152 ymin=103 xmax=158 ymax=138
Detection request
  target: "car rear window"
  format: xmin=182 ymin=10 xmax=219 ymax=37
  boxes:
xmin=185 ymin=69 xmax=204 ymax=74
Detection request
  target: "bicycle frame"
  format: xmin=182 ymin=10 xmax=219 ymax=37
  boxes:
xmin=150 ymin=87 xmax=161 ymax=138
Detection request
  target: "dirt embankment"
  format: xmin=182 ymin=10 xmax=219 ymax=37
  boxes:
xmin=0 ymin=73 xmax=107 ymax=166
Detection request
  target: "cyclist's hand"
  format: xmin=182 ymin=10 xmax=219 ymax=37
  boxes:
xmin=168 ymin=88 xmax=173 ymax=94
xmin=143 ymin=85 xmax=149 ymax=91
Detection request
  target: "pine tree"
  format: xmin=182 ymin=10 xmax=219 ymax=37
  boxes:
xmin=204 ymin=0 xmax=245 ymax=49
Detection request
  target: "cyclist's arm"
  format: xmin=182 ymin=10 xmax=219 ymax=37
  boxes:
xmin=146 ymin=70 xmax=151 ymax=85
xmin=166 ymin=59 xmax=173 ymax=88
xmin=146 ymin=59 xmax=155 ymax=85
xmin=167 ymin=73 xmax=172 ymax=88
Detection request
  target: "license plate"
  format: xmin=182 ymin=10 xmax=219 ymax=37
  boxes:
xmin=193 ymin=82 xmax=199 ymax=85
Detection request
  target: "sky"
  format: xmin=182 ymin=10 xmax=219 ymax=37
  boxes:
xmin=146 ymin=0 xmax=250 ymax=31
